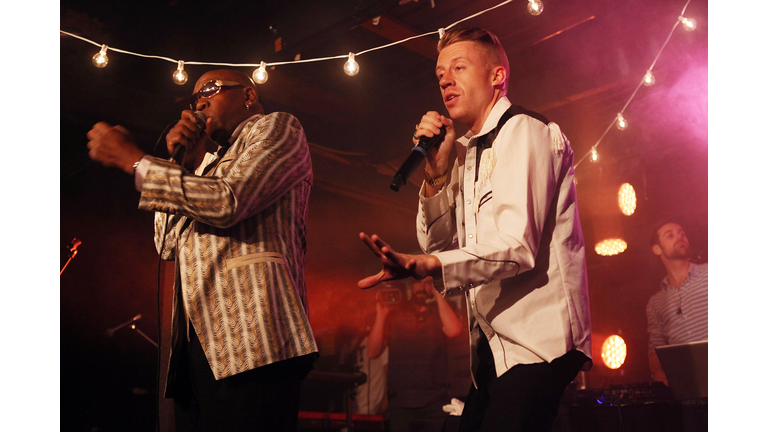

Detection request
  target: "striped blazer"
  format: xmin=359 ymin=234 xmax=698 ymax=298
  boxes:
xmin=138 ymin=112 xmax=318 ymax=382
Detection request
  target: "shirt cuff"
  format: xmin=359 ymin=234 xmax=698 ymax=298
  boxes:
xmin=134 ymin=156 xmax=152 ymax=191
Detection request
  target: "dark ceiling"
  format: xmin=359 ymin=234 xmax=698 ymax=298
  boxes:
xmin=60 ymin=0 xmax=708 ymax=429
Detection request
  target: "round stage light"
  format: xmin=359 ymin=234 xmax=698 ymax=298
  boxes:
xmin=595 ymin=238 xmax=627 ymax=256
xmin=618 ymin=183 xmax=637 ymax=215
xmin=601 ymin=335 xmax=627 ymax=369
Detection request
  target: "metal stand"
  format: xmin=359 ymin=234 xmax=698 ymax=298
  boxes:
xmin=106 ymin=314 xmax=158 ymax=347
xmin=60 ymin=238 xmax=82 ymax=275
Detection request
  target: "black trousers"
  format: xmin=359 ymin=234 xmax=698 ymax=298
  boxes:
xmin=458 ymin=333 xmax=587 ymax=432
xmin=172 ymin=324 xmax=316 ymax=432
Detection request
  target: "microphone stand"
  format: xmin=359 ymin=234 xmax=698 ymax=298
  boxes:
xmin=60 ymin=238 xmax=81 ymax=275
xmin=105 ymin=314 xmax=157 ymax=347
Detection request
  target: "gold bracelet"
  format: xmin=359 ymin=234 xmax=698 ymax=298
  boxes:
xmin=424 ymin=169 xmax=447 ymax=187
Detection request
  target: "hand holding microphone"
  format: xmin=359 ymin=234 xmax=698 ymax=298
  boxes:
xmin=166 ymin=110 xmax=209 ymax=166
xmin=390 ymin=112 xmax=455 ymax=192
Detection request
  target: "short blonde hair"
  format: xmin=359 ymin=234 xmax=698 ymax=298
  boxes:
xmin=437 ymin=27 xmax=510 ymax=93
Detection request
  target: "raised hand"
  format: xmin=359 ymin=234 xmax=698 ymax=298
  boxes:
xmin=357 ymin=232 xmax=442 ymax=289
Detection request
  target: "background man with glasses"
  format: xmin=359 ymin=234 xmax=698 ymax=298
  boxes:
xmin=87 ymin=69 xmax=319 ymax=432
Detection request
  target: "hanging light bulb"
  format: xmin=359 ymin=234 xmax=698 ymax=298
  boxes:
xmin=92 ymin=44 xmax=109 ymax=68
xmin=344 ymin=52 xmax=359 ymax=76
xmin=643 ymin=70 xmax=655 ymax=86
xmin=252 ymin=61 xmax=269 ymax=84
xmin=616 ymin=113 xmax=628 ymax=130
xmin=678 ymin=15 xmax=697 ymax=31
xmin=172 ymin=60 xmax=188 ymax=85
xmin=589 ymin=147 xmax=599 ymax=163
xmin=527 ymin=0 xmax=543 ymax=16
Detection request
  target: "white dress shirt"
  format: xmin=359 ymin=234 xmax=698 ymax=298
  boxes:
xmin=417 ymin=97 xmax=592 ymax=381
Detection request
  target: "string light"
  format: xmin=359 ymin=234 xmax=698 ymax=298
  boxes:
xmin=616 ymin=113 xmax=628 ymax=130
xmin=527 ymin=0 xmax=543 ymax=16
xmin=173 ymin=60 xmax=188 ymax=85
xmin=678 ymin=15 xmax=697 ymax=31
xmin=253 ymin=61 xmax=268 ymax=84
xmin=618 ymin=183 xmax=637 ymax=215
xmin=61 ymin=0 xmax=702 ymax=187
xmin=573 ymin=0 xmax=698 ymax=171
xmin=344 ymin=52 xmax=360 ymax=76
xmin=92 ymin=44 xmax=109 ymax=68
xmin=643 ymin=70 xmax=655 ymax=86
xmin=62 ymin=0 xmax=524 ymax=84
xmin=589 ymin=147 xmax=599 ymax=163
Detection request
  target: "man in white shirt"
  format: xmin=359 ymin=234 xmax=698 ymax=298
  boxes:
xmin=358 ymin=28 xmax=592 ymax=432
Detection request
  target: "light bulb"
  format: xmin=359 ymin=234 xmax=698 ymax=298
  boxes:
xmin=616 ymin=113 xmax=628 ymax=130
xmin=679 ymin=16 xmax=697 ymax=31
xmin=643 ymin=70 xmax=655 ymax=86
xmin=173 ymin=60 xmax=188 ymax=85
xmin=589 ymin=148 xmax=599 ymax=163
xmin=253 ymin=61 xmax=268 ymax=84
xmin=344 ymin=52 xmax=359 ymax=76
xmin=92 ymin=44 xmax=109 ymax=68
xmin=527 ymin=0 xmax=543 ymax=16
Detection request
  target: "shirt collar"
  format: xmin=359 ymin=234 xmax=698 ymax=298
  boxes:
xmin=463 ymin=96 xmax=512 ymax=141
xmin=660 ymin=261 xmax=701 ymax=291
xmin=228 ymin=113 xmax=263 ymax=145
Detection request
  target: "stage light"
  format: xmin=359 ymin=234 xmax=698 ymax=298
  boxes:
xmin=589 ymin=147 xmax=599 ymax=163
xmin=643 ymin=70 xmax=655 ymax=86
xmin=92 ymin=44 xmax=109 ymax=68
xmin=618 ymin=183 xmax=637 ymax=215
xmin=172 ymin=60 xmax=188 ymax=85
xmin=528 ymin=0 xmax=543 ymax=16
xmin=595 ymin=238 xmax=627 ymax=256
xmin=678 ymin=16 xmax=697 ymax=31
xmin=616 ymin=113 xmax=628 ymax=130
xmin=601 ymin=335 xmax=627 ymax=369
xmin=344 ymin=52 xmax=360 ymax=76
xmin=253 ymin=61 xmax=268 ymax=84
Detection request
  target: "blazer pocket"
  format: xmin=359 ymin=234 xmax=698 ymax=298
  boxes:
xmin=225 ymin=252 xmax=286 ymax=270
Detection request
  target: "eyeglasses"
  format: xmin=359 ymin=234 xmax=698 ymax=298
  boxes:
xmin=189 ymin=80 xmax=243 ymax=110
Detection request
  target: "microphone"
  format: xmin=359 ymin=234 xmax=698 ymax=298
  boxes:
xmin=390 ymin=125 xmax=446 ymax=192
xmin=170 ymin=111 xmax=207 ymax=163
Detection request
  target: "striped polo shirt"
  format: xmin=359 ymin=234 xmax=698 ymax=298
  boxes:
xmin=646 ymin=262 xmax=708 ymax=356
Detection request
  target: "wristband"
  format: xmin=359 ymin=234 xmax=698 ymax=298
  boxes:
xmin=424 ymin=170 xmax=447 ymax=187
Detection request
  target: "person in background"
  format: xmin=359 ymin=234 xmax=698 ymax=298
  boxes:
xmin=646 ymin=221 xmax=708 ymax=385
xmin=367 ymin=277 xmax=463 ymax=432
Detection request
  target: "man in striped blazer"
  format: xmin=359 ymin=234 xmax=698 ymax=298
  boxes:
xmin=646 ymin=221 xmax=708 ymax=385
xmin=87 ymin=69 xmax=318 ymax=431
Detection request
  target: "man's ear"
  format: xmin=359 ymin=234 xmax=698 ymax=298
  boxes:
xmin=244 ymin=86 xmax=259 ymax=106
xmin=653 ymin=245 xmax=662 ymax=256
xmin=491 ymin=65 xmax=506 ymax=89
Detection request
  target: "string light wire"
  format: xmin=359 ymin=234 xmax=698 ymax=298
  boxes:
xmin=61 ymin=0 xmax=698 ymax=173
xmin=60 ymin=0 xmax=515 ymax=71
xmin=574 ymin=0 xmax=695 ymax=168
